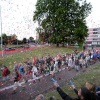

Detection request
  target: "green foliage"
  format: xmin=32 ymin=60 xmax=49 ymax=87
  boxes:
xmin=2 ymin=33 xmax=7 ymax=44
xmin=11 ymin=39 xmax=18 ymax=45
xmin=33 ymin=0 xmax=92 ymax=46
xmin=12 ymin=39 xmax=23 ymax=45
xmin=29 ymin=37 xmax=35 ymax=43
xmin=22 ymin=38 xmax=27 ymax=44
xmin=0 ymin=33 xmax=18 ymax=45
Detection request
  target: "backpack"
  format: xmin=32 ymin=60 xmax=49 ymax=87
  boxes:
xmin=21 ymin=68 xmax=25 ymax=73
xmin=6 ymin=69 xmax=10 ymax=75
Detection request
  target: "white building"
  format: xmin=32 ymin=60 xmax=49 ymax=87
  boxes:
xmin=86 ymin=28 xmax=100 ymax=46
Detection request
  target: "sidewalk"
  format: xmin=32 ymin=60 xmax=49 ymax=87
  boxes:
xmin=0 ymin=61 xmax=100 ymax=100
xmin=0 ymin=67 xmax=77 ymax=100
xmin=0 ymin=45 xmax=44 ymax=56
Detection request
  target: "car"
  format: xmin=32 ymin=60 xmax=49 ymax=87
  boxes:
xmin=5 ymin=47 xmax=15 ymax=51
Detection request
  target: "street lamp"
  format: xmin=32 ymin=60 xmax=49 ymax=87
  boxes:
xmin=0 ymin=5 xmax=3 ymax=56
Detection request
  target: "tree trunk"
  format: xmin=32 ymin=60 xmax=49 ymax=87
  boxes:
xmin=78 ymin=42 xmax=83 ymax=49
xmin=62 ymin=42 xmax=65 ymax=47
xmin=56 ymin=43 xmax=59 ymax=47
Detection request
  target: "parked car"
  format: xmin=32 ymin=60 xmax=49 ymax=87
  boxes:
xmin=5 ymin=47 xmax=15 ymax=51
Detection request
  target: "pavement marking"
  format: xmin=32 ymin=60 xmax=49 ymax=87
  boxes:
xmin=62 ymin=68 xmax=65 ymax=70
xmin=0 ymin=68 xmax=67 ymax=92
xmin=0 ymin=74 xmax=49 ymax=92
xmin=0 ymin=77 xmax=41 ymax=91
xmin=0 ymin=85 xmax=14 ymax=91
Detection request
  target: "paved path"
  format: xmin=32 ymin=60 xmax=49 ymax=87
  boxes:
xmin=0 ymin=65 xmax=89 ymax=100
xmin=0 ymin=45 xmax=44 ymax=56
xmin=0 ymin=61 xmax=100 ymax=100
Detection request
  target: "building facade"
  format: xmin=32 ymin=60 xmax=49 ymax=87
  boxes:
xmin=86 ymin=28 xmax=100 ymax=46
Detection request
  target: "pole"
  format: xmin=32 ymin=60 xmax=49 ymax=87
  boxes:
xmin=0 ymin=5 xmax=3 ymax=56
xmin=17 ymin=39 xmax=18 ymax=48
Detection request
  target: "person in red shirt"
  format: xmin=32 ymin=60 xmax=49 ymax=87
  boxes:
xmin=2 ymin=66 xmax=9 ymax=81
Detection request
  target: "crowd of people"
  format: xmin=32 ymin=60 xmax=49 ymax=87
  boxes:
xmin=1 ymin=47 xmax=100 ymax=99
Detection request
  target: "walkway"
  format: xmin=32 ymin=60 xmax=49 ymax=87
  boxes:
xmin=0 ymin=63 xmax=94 ymax=100
xmin=0 ymin=45 xmax=44 ymax=56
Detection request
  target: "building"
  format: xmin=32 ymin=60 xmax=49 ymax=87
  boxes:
xmin=86 ymin=28 xmax=100 ymax=46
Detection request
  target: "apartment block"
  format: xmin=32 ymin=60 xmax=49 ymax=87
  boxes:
xmin=86 ymin=28 xmax=100 ymax=46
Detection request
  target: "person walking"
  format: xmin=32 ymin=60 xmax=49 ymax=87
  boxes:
xmin=2 ymin=66 xmax=10 ymax=82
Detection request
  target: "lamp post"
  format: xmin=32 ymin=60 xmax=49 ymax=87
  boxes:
xmin=16 ymin=27 xmax=19 ymax=49
xmin=0 ymin=5 xmax=3 ymax=56
xmin=17 ymin=37 xmax=18 ymax=48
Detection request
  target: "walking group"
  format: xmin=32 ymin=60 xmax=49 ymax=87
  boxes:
xmin=1 ymin=48 xmax=100 ymax=97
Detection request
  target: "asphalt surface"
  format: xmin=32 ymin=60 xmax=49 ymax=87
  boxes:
xmin=0 ymin=45 xmax=44 ymax=56
xmin=0 ymin=61 xmax=100 ymax=100
xmin=0 ymin=65 xmax=79 ymax=100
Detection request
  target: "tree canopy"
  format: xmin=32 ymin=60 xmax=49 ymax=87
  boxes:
xmin=33 ymin=0 xmax=92 ymax=46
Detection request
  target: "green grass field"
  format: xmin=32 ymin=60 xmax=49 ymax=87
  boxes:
xmin=44 ymin=63 xmax=100 ymax=100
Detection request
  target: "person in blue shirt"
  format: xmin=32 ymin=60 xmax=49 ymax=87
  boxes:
xmin=19 ymin=63 xmax=25 ymax=75
xmin=18 ymin=63 xmax=27 ymax=83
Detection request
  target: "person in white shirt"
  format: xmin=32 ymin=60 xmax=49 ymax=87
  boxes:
xmin=54 ymin=57 xmax=58 ymax=72
xmin=68 ymin=57 xmax=72 ymax=70
xmin=31 ymin=65 xmax=38 ymax=81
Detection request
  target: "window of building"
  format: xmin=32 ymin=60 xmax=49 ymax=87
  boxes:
xmin=93 ymin=28 xmax=97 ymax=31
xmin=92 ymin=42 xmax=97 ymax=44
xmin=97 ymin=28 xmax=100 ymax=31
xmin=98 ymin=42 xmax=100 ymax=45
xmin=97 ymin=32 xmax=100 ymax=34
xmin=93 ymin=39 xmax=98 ymax=40
xmin=93 ymin=32 xmax=98 ymax=34
xmin=92 ymin=35 xmax=98 ymax=37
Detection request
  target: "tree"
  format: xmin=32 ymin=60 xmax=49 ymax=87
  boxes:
xmin=7 ymin=36 xmax=12 ymax=44
xmin=11 ymin=34 xmax=17 ymax=41
xmin=29 ymin=37 xmax=35 ymax=43
xmin=2 ymin=33 xmax=7 ymax=45
xmin=22 ymin=38 xmax=27 ymax=44
xmin=33 ymin=0 xmax=92 ymax=46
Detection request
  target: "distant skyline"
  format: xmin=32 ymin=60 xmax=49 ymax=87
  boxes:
xmin=0 ymin=0 xmax=100 ymax=40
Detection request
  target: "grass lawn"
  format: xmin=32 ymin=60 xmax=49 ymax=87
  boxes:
xmin=44 ymin=63 xmax=100 ymax=100
xmin=0 ymin=46 xmax=80 ymax=69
